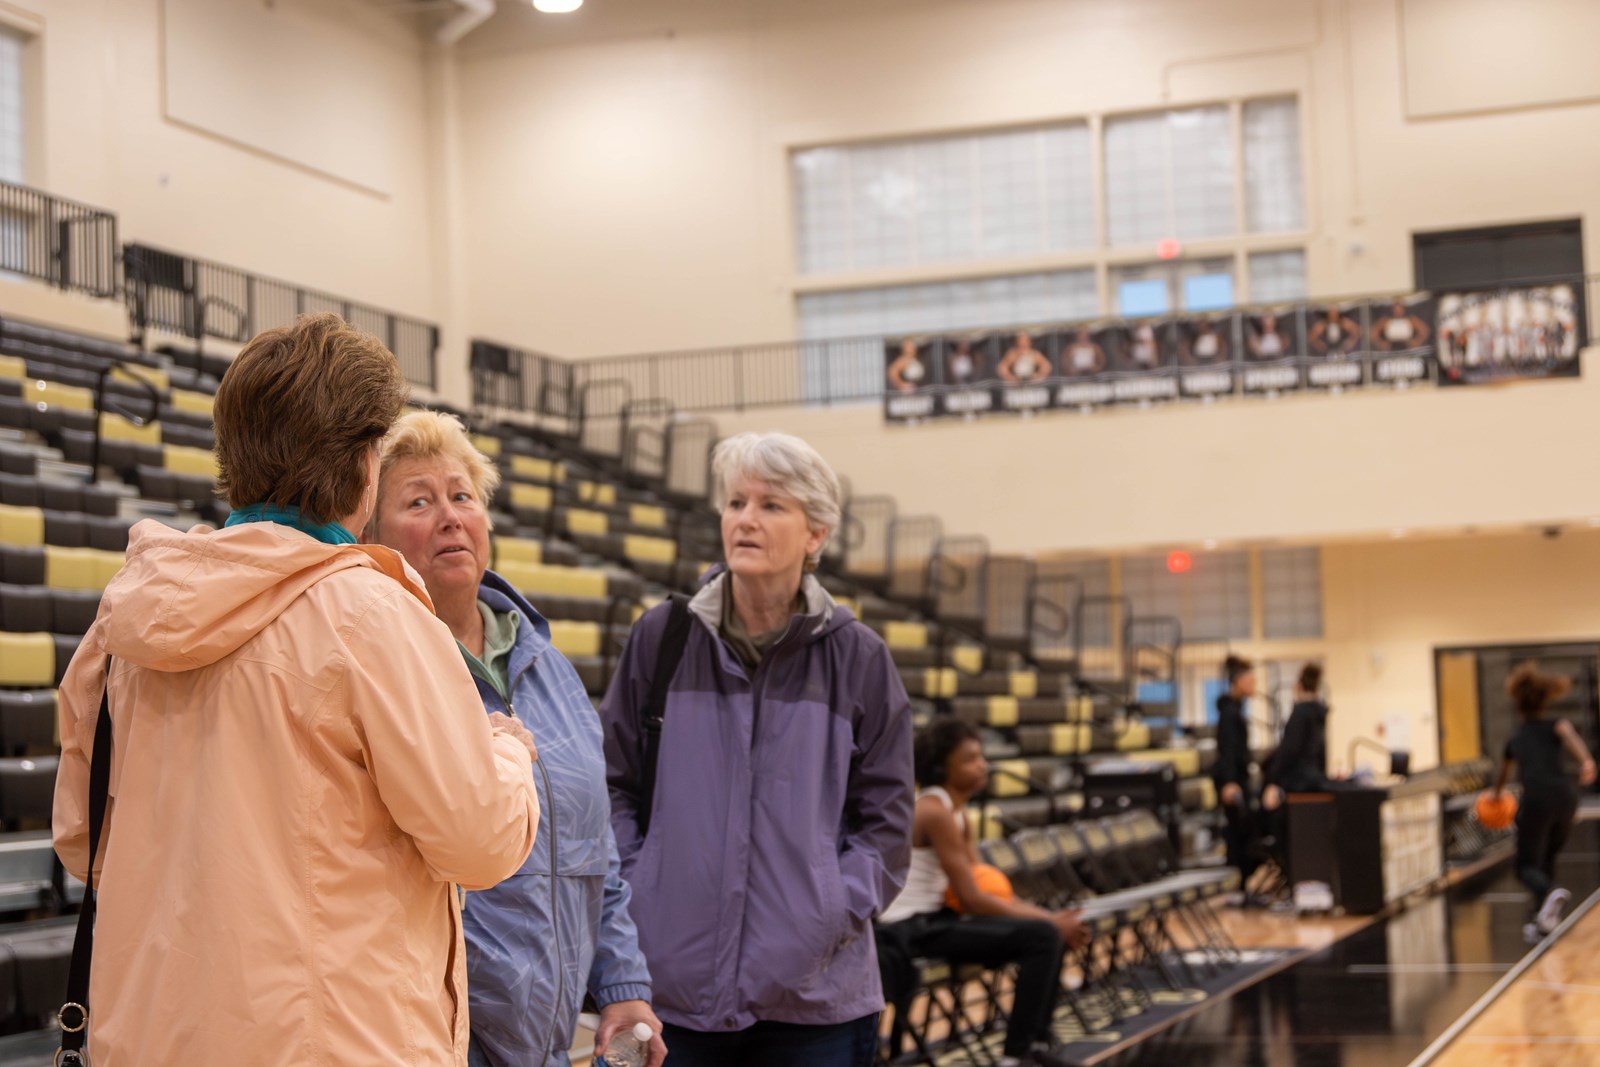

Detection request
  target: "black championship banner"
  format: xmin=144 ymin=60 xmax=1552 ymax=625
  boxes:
xmin=938 ymin=332 xmax=999 ymax=418
xmin=883 ymin=337 xmax=939 ymax=423
xmin=1240 ymin=305 xmax=1302 ymax=396
xmin=1435 ymin=283 xmax=1583 ymax=386
xmin=1302 ymin=301 xmax=1366 ymax=391
xmin=1176 ymin=312 xmax=1237 ymax=400
xmin=994 ymin=329 xmax=1055 ymax=415
xmin=1364 ymin=292 xmax=1434 ymax=387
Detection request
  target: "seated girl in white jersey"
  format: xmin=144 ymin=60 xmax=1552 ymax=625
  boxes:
xmin=875 ymin=719 xmax=1089 ymax=1067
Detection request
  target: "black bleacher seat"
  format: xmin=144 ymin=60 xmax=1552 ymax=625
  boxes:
xmin=0 ymin=449 xmax=31 ymax=479
xmin=3 ymin=480 xmax=119 ymax=520
xmin=36 ymin=512 xmax=132 ymax=553
xmin=0 ymin=692 xmax=55 ymax=756
xmin=0 ymin=834 xmax=54 ymax=913
xmin=0 ymin=588 xmax=48 ymax=633
xmin=3 ymin=919 xmax=76 ymax=1023
xmin=0 ymin=758 xmax=56 ymax=828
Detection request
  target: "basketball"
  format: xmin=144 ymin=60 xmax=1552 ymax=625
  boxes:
xmin=945 ymin=864 xmax=1015 ymax=912
xmin=1474 ymin=791 xmax=1518 ymax=830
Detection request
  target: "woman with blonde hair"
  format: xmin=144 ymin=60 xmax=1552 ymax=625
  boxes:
xmin=52 ymin=314 xmax=540 ymax=1066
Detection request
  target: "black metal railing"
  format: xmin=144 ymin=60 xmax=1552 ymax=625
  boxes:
xmin=123 ymin=243 xmax=440 ymax=390
xmin=470 ymin=273 xmax=1599 ymax=420
xmin=0 ymin=180 xmax=118 ymax=297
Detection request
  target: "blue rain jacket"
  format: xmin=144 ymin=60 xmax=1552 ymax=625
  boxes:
xmin=465 ymin=572 xmax=652 ymax=1066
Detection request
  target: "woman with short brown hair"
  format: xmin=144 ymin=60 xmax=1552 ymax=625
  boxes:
xmin=53 ymin=313 xmax=542 ymax=1066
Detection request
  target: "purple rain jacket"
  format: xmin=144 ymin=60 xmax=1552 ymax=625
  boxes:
xmin=600 ymin=569 xmax=914 ymax=1033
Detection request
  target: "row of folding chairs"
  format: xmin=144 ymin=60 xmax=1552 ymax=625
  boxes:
xmin=884 ymin=810 xmax=1241 ymax=1064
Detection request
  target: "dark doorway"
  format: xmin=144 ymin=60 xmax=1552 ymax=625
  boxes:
xmin=1413 ymin=218 xmax=1584 ymax=290
xmin=1433 ymin=640 xmax=1600 ymax=789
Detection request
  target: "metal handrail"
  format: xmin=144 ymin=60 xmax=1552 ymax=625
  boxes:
xmin=89 ymin=361 xmax=162 ymax=478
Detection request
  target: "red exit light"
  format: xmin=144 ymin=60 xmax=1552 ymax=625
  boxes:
xmin=1167 ymin=551 xmax=1192 ymax=574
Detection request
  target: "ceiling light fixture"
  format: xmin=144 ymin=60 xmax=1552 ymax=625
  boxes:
xmin=533 ymin=0 xmax=583 ymax=12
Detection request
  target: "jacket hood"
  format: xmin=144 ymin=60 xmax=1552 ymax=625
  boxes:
xmin=688 ymin=564 xmax=849 ymax=643
xmin=98 ymin=519 xmax=433 ymax=672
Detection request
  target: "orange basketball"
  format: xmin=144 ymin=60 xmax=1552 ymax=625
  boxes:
xmin=1474 ymin=791 xmax=1518 ymax=831
xmin=945 ymin=864 xmax=1015 ymax=912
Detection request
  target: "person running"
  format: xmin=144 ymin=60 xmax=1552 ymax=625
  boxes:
xmin=1489 ymin=663 xmax=1596 ymax=942
xmin=875 ymin=718 xmax=1088 ymax=1067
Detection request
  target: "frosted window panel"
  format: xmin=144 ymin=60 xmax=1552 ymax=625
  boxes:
xmin=848 ymin=144 xmax=916 ymax=270
xmin=1042 ymin=124 xmax=1096 ymax=251
xmin=793 ymin=120 xmax=1093 ymax=274
xmin=797 ymin=269 xmax=1096 ymax=339
xmin=1261 ymin=546 xmax=1323 ymax=639
xmin=1244 ymin=98 xmax=1305 ymax=234
xmin=1183 ymin=272 xmax=1234 ymax=311
xmin=913 ymin=138 xmax=977 ymax=264
xmin=0 ymin=32 xmax=23 ymax=183
xmin=1118 ymin=278 xmax=1169 ymax=317
xmin=1169 ymin=106 xmax=1236 ymax=239
xmin=1105 ymin=112 xmax=1170 ymax=246
xmin=1248 ymin=249 xmax=1307 ymax=303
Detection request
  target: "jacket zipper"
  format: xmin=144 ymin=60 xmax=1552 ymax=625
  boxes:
xmin=504 ymin=693 xmax=566 ymax=1066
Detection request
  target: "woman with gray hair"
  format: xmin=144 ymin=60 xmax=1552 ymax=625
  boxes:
xmin=601 ymin=431 xmax=914 ymax=1067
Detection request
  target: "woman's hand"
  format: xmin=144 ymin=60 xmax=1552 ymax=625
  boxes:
xmin=596 ymin=1000 xmax=666 ymax=1067
xmin=1262 ymin=785 xmax=1283 ymax=811
xmin=1580 ymin=759 xmax=1596 ymax=787
xmin=488 ymin=712 xmax=538 ymax=764
xmin=1220 ymin=783 xmax=1243 ymax=808
xmin=1051 ymin=910 xmax=1092 ymax=949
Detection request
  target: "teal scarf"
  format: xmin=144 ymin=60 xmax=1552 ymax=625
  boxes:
xmin=224 ymin=503 xmax=357 ymax=546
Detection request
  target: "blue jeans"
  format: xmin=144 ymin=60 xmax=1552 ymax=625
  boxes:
xmin=660 ymin=1015 xmax=879 ymax=1067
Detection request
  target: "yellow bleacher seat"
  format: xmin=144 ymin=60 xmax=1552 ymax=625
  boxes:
xmin=988 ymin=758 xmax=1031 ymax=797
xmin=45 ymin=546 xmax=124 ymax=591
xmin=629 ymin=504 xmax=667 ymax=529
xmin=494 ymin=537 xmax=542 ymax=566
xmin=548 ymin=620 xmax=601 ymax=659
xmin=171 ymin=389 xmax=214 ymax=417
xmin=0 ymin=504 xmax=44 ymax=547
xmin=882 ymin=621 xmax=927 ymax=650
xmin=113 ymin=365 xmax=170 ymax=392
xmin=566 ymin=509 xmax=609 ymax=536
xmin=99 ymin=412 xmax=161 ymax=445
xmin=950 ymin=645 xmax=984 ymax=674
xmin=1009 ymin=671 xmax=1038 ymax=699
xmin=510 ymin=484 xmax=554 ymax=512
xmin=985 ymin=696 xmax=1019 ymax=728
xmin=972 ymin=805 xmax=1005 ymax=841
xmin=164 ymin=444 xmax=218 ymax=479
xmin=1115 ymin=721 xmax=1152 ymax=751
xmin=1050 ymin=723 xmax=1091 ymax=756
xmin=510 ymin=455 xmax=559 ymax=483
xmin=919 ymin=667 xmax=957 ymax=699
xmin=577 ymin=481 xmax=615 ymax=506
xmin=0 ymin=633 xmax=54 ymax=687
xmin=1069 ymin=695 xmax=1094 ymax=723
xmin=0 ymin=355 xmax=24 ymax=380
xmin=30 ymin=379 xmax=93 ymax=411
xmin=836 ymin=596 xmax=860 ymax=618
xmin=520 ymin=564 xmax=607 ymax=600
xmin=471 ymin=434 xmax=502 ymax=457
xmin=1126 ymin=748 xmax=1201 ymax=778
xmin=623 ymin=535 xmax=675 ymax=564
xmin=1196 ymin=777 xmax=1217 ymax=810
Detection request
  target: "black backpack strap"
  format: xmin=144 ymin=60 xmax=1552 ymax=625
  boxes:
xmin=638 ymin=595 xmax=692 ymax=840
xmin=59 ymin=657 xmax=114 ymax=1066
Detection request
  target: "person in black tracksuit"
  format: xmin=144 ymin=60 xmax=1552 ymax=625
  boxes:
xmin=1265 ymin=664 xmax=1331 ymax=802
xmin=1213 ymin=655 xmax=1261 ymax=893
xmin=1490 ymin=663 xmax=1597 ymax=941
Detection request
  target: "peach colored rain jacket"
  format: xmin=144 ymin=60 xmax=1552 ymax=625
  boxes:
xmin=52 ymin=520 xmax=541 ymax=1066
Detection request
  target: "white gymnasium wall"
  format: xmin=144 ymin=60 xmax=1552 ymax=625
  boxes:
xmin=0 ymin=0 xmax=441 ymax=345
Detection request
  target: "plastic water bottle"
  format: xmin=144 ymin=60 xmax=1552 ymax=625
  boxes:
xmin=602 ymin=1022 xmax=654 ymax=1067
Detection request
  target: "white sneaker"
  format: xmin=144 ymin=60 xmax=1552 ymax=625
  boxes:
xmin=1523 ymin=922 xmax=1543 ymax=944
xmin=1537 ymin=888 xmax=1571 ymax=934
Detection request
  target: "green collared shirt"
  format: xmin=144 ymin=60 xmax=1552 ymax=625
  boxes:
xmin=458 ymin=600 xmax=521 ymax=702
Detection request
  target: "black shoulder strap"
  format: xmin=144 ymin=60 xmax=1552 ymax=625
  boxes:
xmin=638 ymin=595 xmax=692 ymax=840
xmin=59 ymin=657 xmax=113 ymax=1065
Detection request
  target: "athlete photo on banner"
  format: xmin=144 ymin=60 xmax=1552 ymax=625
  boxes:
xmin=940 ymin=332 xmax=999 ymax=418
xmin=1241 ymin=306 xmax=1302 ymax=395
xmin=1053 ymin=324 xmax=1112 ymax=378
xmin=995 ymin=328 xmax=1054 ymax=415
xmin=1364 ymin=292 xmax=1435 ymax=387
xmin=1177 ymin=311 xmax=1237 ymax=400
xmin=1303 ymin=301 xmax=1365 ymax=390
xmin=1435 ymin=283 xmax=1583 ymax=386
xmin=883 ymin=336 xmax=939 ymax=422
